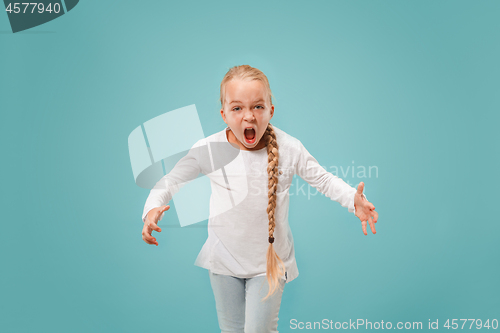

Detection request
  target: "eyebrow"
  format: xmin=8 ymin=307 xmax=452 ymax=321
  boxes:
xmin=229 ymin=99 xmax=265 ymax=104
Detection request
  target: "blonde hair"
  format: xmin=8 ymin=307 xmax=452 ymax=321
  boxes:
xmin=220 ymin=65 xmax=275 ymax=109
xmin=220 ymin=65 xmax=285 ymax=302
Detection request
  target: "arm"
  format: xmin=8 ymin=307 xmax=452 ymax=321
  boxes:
xmin=141 ymin=139 xmax=204 ymax=223
xmin=294 ymin=140 xmax=361 ymax=214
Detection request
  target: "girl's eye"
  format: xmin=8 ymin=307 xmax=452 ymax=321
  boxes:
xmin=232 ymin=106 xmax=263 ymax=111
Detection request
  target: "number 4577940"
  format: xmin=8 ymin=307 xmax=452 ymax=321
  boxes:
xmin=444 ymin=319 xmax=498 ymax=330
xmin=5 ymin=3 xmax=62 ymax=14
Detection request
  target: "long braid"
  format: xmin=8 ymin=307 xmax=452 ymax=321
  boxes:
xmin=262 ymin=122 xmax=286 ymax=302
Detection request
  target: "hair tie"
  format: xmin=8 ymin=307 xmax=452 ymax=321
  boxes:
xmin=268 ymin=236 xmax=275 ymax=243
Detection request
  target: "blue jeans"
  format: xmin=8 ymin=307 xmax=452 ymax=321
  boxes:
xmin=208 ymin=270 xmax=286 ymax=333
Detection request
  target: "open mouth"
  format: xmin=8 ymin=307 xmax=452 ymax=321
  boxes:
xmin=244 ymin=127 xmax=256 ymax=144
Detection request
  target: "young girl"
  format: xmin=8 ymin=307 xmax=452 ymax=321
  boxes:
xmin=141 ymin=65 xmax=378 ymax=333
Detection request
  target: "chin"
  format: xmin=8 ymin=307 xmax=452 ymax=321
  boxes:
xmin=243 ymin=141 xmax=257 ymax=148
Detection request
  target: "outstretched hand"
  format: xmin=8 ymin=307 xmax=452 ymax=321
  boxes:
xmin=142 ymin=205 xmax=170 ymax=246
xmin=354 ymin=182 xmax=378 ymax=235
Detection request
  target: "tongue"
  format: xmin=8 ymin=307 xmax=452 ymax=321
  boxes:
xmin=245 ymin=128 xmax=255 ymax=140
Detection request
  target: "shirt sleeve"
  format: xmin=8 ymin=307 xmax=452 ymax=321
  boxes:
xmin=141 ymin=139 xmax=204 ymax=223
xmin=294 ymin=140 xmax=361 ymax=214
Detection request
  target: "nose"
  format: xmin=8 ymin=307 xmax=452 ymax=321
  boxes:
xmin=243 ymin=109 xmax=255 ymax=122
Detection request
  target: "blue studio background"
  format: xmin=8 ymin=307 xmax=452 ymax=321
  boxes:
xmin=1 ymin=1 xmax=499 ymax=332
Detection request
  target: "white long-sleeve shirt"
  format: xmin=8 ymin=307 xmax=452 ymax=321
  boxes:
xmin=142 ymin=125 xmax=362 ymax=283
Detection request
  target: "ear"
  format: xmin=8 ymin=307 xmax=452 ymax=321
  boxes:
xmin=220 ymin=108 xmax=227 ymax=124
xmin=270 ymin=104 xmax=275 ymax=119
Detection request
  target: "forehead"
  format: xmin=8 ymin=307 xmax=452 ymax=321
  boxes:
xmin=224 ymin=79 xmax=269 ymax=104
